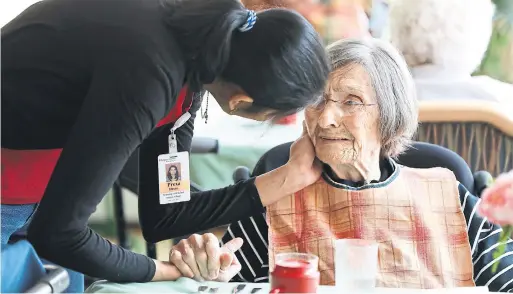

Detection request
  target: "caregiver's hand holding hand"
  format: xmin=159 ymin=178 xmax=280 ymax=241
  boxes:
xmin=169 ymin=233 xmax=243 ymax=282
xmin=255 ymin=120 xmax=322 ymax=206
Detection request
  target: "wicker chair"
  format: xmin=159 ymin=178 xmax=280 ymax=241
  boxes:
xmin=416 ymin=101 xmax=513 ymax=177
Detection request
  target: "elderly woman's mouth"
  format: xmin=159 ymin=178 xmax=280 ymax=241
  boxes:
xmin=319 ymin=136 xmax=351 ymax=141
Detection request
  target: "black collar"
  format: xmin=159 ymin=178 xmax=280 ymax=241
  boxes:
xmin=322 ymin=158 xmax=396 ymax=189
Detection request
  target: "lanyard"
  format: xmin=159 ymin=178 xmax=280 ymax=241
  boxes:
xmin=168 ymin=112 xmax=191 ymax=153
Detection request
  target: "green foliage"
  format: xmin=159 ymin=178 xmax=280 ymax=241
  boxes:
xmin=492 ymin=0 xmax=513 ymax=25
xmin=492 ymin=225 xmax=513 ymax=273
xmin=474 ymin=0 xmax=513 ymax=83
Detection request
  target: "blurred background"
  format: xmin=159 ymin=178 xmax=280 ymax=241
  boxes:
xmin=1 ymin=0 xmax=512 ymax=261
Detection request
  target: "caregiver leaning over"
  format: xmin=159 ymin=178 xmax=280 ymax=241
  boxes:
xmin=1 ymin=0 xmax=329 ymax=289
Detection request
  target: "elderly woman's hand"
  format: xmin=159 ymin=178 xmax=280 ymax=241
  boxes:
xmin=286 ymin=121 xmax=322 ymax=187
xmin=169 ymin=233 xmax=243 ymax=282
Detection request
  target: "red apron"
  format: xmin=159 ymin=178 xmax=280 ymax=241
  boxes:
xmin=1 ymin=87 xmax=193 ymax=204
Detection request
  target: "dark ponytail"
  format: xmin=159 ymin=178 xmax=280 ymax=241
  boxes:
xmin=163 ymin=0 xmax=250 ymax=91
xmin=164 ymin=0 xmax=329 ymax=116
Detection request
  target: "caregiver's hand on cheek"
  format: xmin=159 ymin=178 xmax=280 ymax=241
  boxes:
xmin=169 ymin=233 xmax=243 ymax=282
xmin=286 ymin=121 xmax=322 ymax=187
xmin=254 ymin=120 xmax=322 ymax=207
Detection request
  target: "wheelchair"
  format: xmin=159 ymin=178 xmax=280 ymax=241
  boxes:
xmin=1 ymin=240 xmax=70 ymax=293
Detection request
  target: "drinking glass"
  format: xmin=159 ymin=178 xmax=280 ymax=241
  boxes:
xmin=270 ymin=253 xmax=320 ymax=293
xmin=334 ymin=239 xmax=379 ymax=292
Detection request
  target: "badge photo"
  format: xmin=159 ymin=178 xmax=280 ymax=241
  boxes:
xmin=157 ymin=152 xmax=190 ymax=204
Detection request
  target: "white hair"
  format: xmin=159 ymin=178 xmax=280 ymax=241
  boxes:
xmin=326 ymin=38 xmax=418 ymax=158
xmin=389 ymin=0 xmax=495 ymax=74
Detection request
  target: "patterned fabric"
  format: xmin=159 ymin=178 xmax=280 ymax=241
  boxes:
xmin=224 ymin=182 xmax=513 ymax=291
xmin=266 ymin=164 xmax=475 ymax=288
xmin=416 ymin=122 xmax=513 ymax=176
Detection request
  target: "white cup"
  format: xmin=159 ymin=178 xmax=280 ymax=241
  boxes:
xmin=334 ymin=239 xmax=379 ymax=291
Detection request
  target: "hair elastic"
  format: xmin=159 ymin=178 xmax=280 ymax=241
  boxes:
xmin=238 ymin=10 xmax=257 ymax=32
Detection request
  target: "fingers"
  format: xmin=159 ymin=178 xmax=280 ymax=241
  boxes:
xmin=223 ymin=257 xmax=241 ymax=279
xmin=231 ymin=253 xmax=241 ymax=270
xmin=174 ymin=237 xmax=203 ymax=280
xmin=188 ymin=234 xmax=210 ymax=280
xmin=169 ymin=249 xmax=194 ymax=278
xmin=203 ymin=233 xmax=221 ymax=279
xmin=216 ymin=254 xmax=242 ymax=282
xmin=291 ymin=129 xmax=315 ymax=156
xmin=220 ymin=238 xmax=243 ymax=271
xmin=219 ymin=252 xmax=233 ymax=271
xmin=299 ymin=122 xmax=313 ymax=144
xmin=222 ymin=237 xmax=244 ymax=253
xmin=172 ymin=234 xmax=240 ymax=282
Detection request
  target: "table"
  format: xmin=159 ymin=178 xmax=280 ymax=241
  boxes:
xmin=191 ymin=112 xmax=303 ymax=189
xmin=86 ymin=278 xmax=489 ymax=293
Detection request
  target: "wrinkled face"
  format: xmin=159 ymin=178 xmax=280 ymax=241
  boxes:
xmin=305 ymin=63 xmax=382 ymax=166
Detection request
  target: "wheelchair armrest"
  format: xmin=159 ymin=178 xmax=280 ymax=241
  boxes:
xmin=233 ymin=166 xmax=251 ymax=183
xmin=25 ymin=265 xmax=69 ymax=294
xmin=191 ymin=182 xmax=204 ymax=192
xmin=191 ymin=137 xmax=219 ymax=154
xmin=474 ymin=170 xmax=494 ymax=197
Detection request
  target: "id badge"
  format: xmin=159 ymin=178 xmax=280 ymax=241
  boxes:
xmin=157 ymin=152 xmax=190 ymax=204
xmin=157 ymin=112 xmax=192 ymax=204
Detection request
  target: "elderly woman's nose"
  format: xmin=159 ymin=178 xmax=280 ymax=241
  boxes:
xmin=317 ymin=105 xmax=341 ymax=128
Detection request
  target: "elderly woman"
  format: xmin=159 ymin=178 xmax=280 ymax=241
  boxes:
xmin=217 ymin=38 xmax=513 ymax=291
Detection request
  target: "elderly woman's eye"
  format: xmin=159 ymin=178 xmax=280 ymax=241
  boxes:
xmin=344 ymin=95 xmax=364 ymax=105
xmin=344 ymin=100 xmax=361 ymax=106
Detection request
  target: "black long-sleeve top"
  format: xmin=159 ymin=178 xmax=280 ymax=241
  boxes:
xmin=1 ymin=0 xmax=264 ymax=283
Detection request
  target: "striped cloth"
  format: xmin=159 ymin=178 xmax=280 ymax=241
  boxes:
xmin=222 ymin=182 xmax=513 ymax=292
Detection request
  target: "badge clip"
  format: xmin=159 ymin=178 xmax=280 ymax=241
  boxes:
xmin=167 ymin=112 xmax=191 ymax=154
